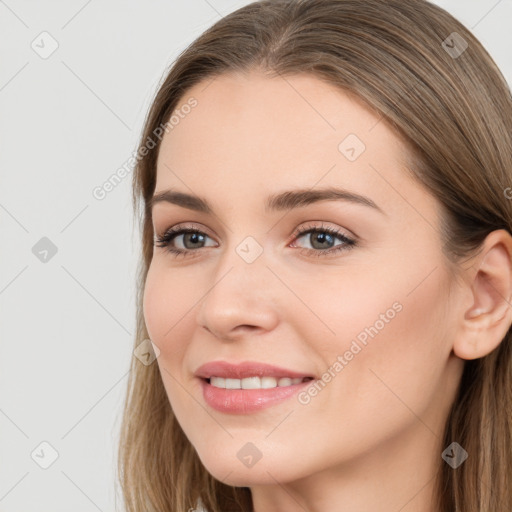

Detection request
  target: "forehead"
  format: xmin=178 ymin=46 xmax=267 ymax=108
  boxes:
xmin=154 ymin=71 xmax=422 ymax=216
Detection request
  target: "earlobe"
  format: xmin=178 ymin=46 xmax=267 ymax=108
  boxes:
xmin=453 ymin=229 xmax=512 ymax=361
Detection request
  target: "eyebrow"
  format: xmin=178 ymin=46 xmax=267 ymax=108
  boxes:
xmin=148 ymin=187 xmax=384 ymax=215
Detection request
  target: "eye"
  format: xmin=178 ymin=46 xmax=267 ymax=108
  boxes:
xmin=154 ymin=225 xmax=217 ymax=258
xmin=289 ymin=222 xmax=356 ymax=258
xmin=153 ymin=222 xmax=357 ymax=259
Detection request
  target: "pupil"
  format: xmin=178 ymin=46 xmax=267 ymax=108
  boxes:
xmin=186 ymin=233 xmax=203 ymax=247
xmin=313 ymin=232 xmax=333 ymax=249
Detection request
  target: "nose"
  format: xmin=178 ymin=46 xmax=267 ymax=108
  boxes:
xmin=195 ymin=253 xmax=280 ymax=343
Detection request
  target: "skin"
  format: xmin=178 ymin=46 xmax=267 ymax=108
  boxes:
xmin=143 ymin=70 xmax=512 ymax=512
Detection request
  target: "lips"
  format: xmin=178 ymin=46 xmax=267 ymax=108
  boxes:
xmin=194 ymin=360 xmax=315 ymax=380
xmin=194 ymin=360 xmax=316 ymax=413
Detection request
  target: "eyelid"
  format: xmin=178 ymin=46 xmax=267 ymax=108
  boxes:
xmin=154 ymin=221 xmax=216 ymax=239
xmin=155 ymin=221 xmax=352 ymax=244
xmin=288 ymin=221 xmax=355 ymax=243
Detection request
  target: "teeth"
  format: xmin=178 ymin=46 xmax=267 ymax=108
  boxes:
xmin=261 ymin=376 xmax=277 ymax=388
xmin=225 ymin=378 xmax=241 ymax=389
xmin=210 ymin=377 xmax=225 ymax=388
xmin=209 ymin=376 xmax=309 ymax=389
xmin=241 ymin=377 xmax=260 ymax=389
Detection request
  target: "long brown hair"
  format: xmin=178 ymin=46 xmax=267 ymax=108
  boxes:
xmin=117 ymin=1 xmax=512 ymax=510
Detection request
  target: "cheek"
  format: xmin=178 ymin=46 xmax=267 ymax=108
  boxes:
xmin=274 ymin=262 xmax=454 ymax=474
xmin=313 ymin=258 xmax=453 ymax=418
xmin=142 ymin=263 xmax=194 ymax=361
xmin=143 ymin=265 xmax=200 ymax=418
xmin=289 ymin=263 xmax=407 ymax=363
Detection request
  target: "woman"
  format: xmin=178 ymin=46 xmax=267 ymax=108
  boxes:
xmin=117 ymin=0 xmax=512 ymax=510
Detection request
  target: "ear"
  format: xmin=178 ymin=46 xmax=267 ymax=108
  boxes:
xmin=453 ymin=229 xmax=512 ymax=360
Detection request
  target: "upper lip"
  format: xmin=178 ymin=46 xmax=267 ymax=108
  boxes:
xmin=194 ymin=360 xmax=315 ymax=380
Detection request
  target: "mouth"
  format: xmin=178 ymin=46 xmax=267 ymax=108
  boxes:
xmin=194 ymin=360 xmax=316 ymax=413
xmin=204 ymin=375 xmax=314 ymax=389
xmin=194 ymin=359 xmax=316 ymax=382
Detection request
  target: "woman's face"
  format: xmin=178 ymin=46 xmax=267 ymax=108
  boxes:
xmin=144 ymin=71 xmax=465 ymax=487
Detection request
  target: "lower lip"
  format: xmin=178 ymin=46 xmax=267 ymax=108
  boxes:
xmin=200 ymin=378 xmax=312 ymax=413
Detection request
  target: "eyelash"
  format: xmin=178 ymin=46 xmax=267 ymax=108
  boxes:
xmin=153 ymin=222 xmax=357 ymax=259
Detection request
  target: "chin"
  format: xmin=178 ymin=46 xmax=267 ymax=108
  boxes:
xmin=195 ymin=448 xmax=307 ymax=487
xmin=206 ymin=464 xmax=285 ymax=487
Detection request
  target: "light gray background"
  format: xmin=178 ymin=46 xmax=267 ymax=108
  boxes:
xmin=0 ymin=1 xmax=510 ymax=510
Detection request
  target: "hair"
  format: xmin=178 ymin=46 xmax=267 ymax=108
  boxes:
xmin=117 ymin=0 xmax=512 ymax=510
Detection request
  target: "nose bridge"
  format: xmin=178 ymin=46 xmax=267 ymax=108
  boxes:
xmin=209 ymin=228 xmax=271 ymax=295
xmin=195 ymin=236 xmax=279 ymax=339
